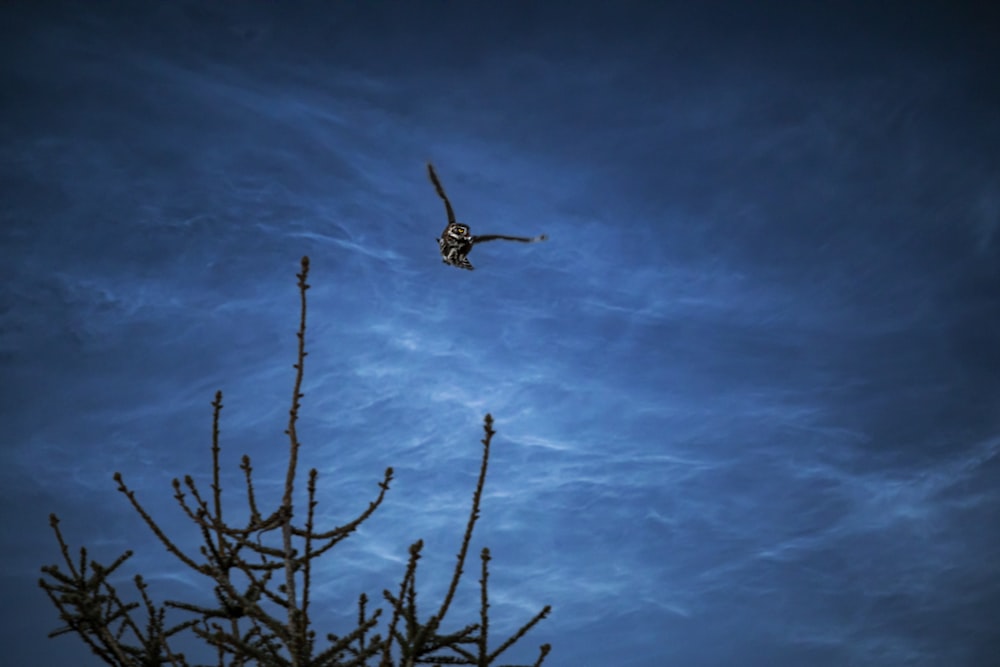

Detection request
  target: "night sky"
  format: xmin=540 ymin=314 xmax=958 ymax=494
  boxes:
xmin=2 ymin=2 xmax=999 ymax=666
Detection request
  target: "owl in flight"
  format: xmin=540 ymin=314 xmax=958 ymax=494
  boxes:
xmin=427 ymin=163 xmax=547 ymax=270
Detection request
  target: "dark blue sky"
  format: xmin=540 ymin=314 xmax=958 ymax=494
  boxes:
xmin=2 ymin=2 xmax=999 ymax=666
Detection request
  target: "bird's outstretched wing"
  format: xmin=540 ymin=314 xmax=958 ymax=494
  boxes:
xmin=472 ymin=233 xmax=548 ymax=245
xmin=427 ymin=163 xmax=456 ymax=229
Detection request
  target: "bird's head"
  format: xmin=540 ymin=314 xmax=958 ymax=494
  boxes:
xmin=447 ymin=223 xmax=471 ymax=240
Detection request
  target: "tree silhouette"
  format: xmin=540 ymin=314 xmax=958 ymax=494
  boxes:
xmin=39 ymin=256 xmax=552 ymax=667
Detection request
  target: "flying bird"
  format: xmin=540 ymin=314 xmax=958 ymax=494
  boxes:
xmin=427 ymin=163 xmax=547 ymax=270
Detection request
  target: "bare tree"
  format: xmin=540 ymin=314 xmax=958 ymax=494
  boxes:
xmin=40 ymin=256 xmax=552 ymax=667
